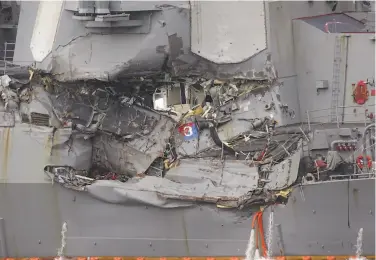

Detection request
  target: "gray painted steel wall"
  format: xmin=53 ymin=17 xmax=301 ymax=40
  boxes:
xmin=263 ymin=179 xmax=376 ymax=256
xmin=293 ymin=19 xmax=337 ymax=122
xmin=293 ymin=19 xmax=375 ymax=124
xmin=343 ymin=34 xmax=375 ymax=122
xmin=0 ymin=179 xmax=374 ymax=257
xmin=0 ymin=184 xmax=252 ymax=257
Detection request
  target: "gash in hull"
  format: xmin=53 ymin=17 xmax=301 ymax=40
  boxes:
xmin=0 ymin=0 xmax=375 ymax=258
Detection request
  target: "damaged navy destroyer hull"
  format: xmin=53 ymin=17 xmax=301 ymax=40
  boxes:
xmin=0 ymin=0 xmax=375 ymax=258
xmin=0 ymin=69 xmax=374 ymax=257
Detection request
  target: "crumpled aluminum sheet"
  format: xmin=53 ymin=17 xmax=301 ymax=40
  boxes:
xmin=49 ymin=128 xmax=93 ymax=171
xmin=44 ymin=158 xmax=262 ymax=208
xmin=85 ymin=174 xmax=256 ymax=208
xmin=264 ymin=139 xmax=302 ymax=190
xmin=44 ymin=165 xmax=94 ymax=191
xmin=164 ymin=158 xmax=259 ymax=189
xmin=43 ymin=158 xmax=261 ymax=208
xmin=93 ymin=113 xmax=175 ymax=176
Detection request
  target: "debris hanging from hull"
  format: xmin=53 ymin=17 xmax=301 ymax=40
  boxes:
xmin=3 ymin=69 xmax=372 ymax=210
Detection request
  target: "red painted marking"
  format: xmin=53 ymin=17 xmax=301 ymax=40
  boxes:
xmin=178 ymin=122 xmax=195 ymax=136
xmin=371 ymin=89 xmax=376 ymax=96
xmin=353 ymin=80 xmax=369 ymax=105
xmin=315 ymin=160 xmax=327 ymax=168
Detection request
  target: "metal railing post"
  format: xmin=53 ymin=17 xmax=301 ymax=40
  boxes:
xmin=306 ymin=110 xmax=311 ymax=132
xmin=335 ymin=105 xmax=340 ymax=128
xmin=364 ymin=106 xmax=367 ymax=126
xmin=0 ymin=218 xmax=8 ymax=257
xmin=3 ymin=42 xmax=7 ymax=75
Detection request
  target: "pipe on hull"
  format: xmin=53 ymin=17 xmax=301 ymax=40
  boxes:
xmin=330 ymin=139 xmax=357 ymax=150
xmin=362 ymin=123 xmax=375 ymax=157
xmin=0 ymin=218 xmax=8 ymax=257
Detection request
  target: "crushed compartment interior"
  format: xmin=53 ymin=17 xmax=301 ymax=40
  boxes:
xmin=0 ymin=69 xmax=374 ymax=209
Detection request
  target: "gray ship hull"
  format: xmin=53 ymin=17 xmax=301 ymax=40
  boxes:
xmin=0 ymin=178 xmax=374 ymax=257
xmin=264 ymin=178 xmax=376 ymax=257
xmin=0 ymin=1 xmax=375 ymax=258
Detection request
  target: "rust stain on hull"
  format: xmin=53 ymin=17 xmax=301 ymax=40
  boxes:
xmin=1 ymin=128 xmax=11 ymax=182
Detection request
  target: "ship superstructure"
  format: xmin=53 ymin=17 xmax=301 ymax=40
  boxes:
xmin=0 ymin=0 xmax=375 ymax=258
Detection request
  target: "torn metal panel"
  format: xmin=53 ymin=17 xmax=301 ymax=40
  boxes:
xmin=100 ymin=103 xmax=160 ymax=137
xmin=67 ymin=103 xmax=94 ymax=127
xmin=174 ymin=83 xmax=279 ymax=155
xmin=49 ymin=128 xmax=93 ymax=171
xmin=122 ymin=112 xmax=175 ymax=154
xmin=48 ymin=86 xmax=97 ymax=127
xmin=161 ymin=6 xmax=190 ymax=63
xmin=92 ymin=134 xmax=153 ymax=176
xmin=0 ymin=71 xmax=307 ymax=211
xmin=44 ymin=165 xmax=94 ymax=191
xmin=93 ymin=113 xmax=174 ymax=176
xmin=264 ymin=140 xmax=303 ymax=190
xmin=165 ymin=158 xmax=259 ymax=190
xmin=85 ymin=174 xmax=256 ymax=208
xmin=174 ymin=83 xmax=282 ymax=157
xmin=29 ymin=74 xmax=176 ymax=176
xmin=86 ymin=178 xmax=194 ymax=208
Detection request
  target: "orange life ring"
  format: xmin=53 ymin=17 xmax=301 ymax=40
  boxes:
xmin=353 ymin=80 xmax=369 ymax=105
xmin=356 ymin=155 xmax=372 ymax=169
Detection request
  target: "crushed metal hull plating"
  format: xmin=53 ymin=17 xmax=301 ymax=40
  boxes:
xmin=0 ymin=0 xmax=375 ymax=258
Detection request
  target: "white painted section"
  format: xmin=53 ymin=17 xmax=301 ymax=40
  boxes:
xmin=190 ymin=1 xmax=266 ymax=64
xmin=30 ymin=0 xmax=63 ymax=62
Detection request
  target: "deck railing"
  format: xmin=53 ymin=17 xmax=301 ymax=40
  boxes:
xmin=306 ymin=103 xmax=376 ymax=131
xmin=329 ymin=172 xmax=375 ymax=180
